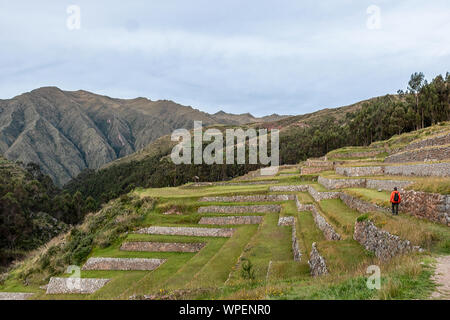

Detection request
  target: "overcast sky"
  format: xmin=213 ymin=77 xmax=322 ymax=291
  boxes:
xmin=1 ymin=1 xmax=449 ymax=116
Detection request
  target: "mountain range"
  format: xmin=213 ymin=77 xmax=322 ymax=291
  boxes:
xmin=0 ymin=87 xmax=288 ymax=186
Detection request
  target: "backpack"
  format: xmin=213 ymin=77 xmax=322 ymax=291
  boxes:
xmin=393 ymin=192 xmax=399 ymax=202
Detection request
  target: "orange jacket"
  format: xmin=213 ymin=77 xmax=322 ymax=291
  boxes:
xmin=390 ymin=191 xmax=401 ymax=204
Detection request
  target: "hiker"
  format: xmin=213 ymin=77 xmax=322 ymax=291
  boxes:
xmin=390 ymin=187 xmax=401 ymax=215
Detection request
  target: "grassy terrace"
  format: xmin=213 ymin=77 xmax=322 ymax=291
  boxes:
xmin=0 ymin=168 xmax=445 ymax=300
xmin=319 ymin=171 xmax=450 ymax=195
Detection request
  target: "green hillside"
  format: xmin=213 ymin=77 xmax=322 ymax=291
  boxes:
xmin=2 ymin=123 xmax=449 ymax=300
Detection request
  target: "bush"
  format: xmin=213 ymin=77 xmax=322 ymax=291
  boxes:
xmin=357 ymin=214 xmax=369 ymax=222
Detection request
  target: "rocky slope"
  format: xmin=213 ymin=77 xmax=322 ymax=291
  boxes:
xmin=0 ymin=87 xmax=286 ymax=186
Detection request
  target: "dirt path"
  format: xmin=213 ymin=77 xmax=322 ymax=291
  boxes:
xmin=431 ymin=255 xmax=450 ymax=299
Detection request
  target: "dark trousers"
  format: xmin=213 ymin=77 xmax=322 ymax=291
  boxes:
xmin=392 ymin=203 xmax=399 ymax=215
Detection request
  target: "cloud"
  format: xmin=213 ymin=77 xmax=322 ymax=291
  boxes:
xmin=0 ymin=0 xmax=449 ymax=116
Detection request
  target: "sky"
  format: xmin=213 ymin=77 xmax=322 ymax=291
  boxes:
xmin=0 ymin=0 xmax=449 ymax=116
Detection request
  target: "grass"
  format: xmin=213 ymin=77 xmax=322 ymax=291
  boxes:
xmin=2 ymin=160 xmax=447 ymax=300
xmin=227 ymin=214 xmax=293 ymax=285
xmin=345 ymin=188 xmax=391 ymax=207
xmin=187 ymin=225 xmax=258 ymax=288
xmin=296 ymin=211 xmax=325 ymax=256
xmin=318 ymin=199 xmax=361 ymax=237
xmin=407 ymin=178 xmax=450 ymax=195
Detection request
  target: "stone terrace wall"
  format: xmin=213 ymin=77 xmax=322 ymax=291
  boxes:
xmin=120 ymin=242 xmax=205 ymax=252
xmin=339 ymin=193 xmax=389 ymax=214
xmin=308 ymin=242 xmax=328 ymax=276
xmin=136 ymin=226 xmax=235 ymax=237
xmin=0 ymin=293 xmax=34 ymax=300
xmin=319 ymin=176 xmax=412 ymax=191
xmin=198 ymin=205 xmax=281 ymax=213
xmin=401 ymin=190 xmax=450 ymax=226
xmin=82 ymin=257 xmax=166 ymax=271
xmin=403 ymin=132 xmax=450 ymax=151
xmin=291 ymin=218 xmax=301 ymax=262
xmin=277 ymin=216 xmax=301 ymax=261
xmin=190 ymin=180 xmax=276 ymax=187
xmin=365 ymin=179 xmax=412 ymax=190
xmin=385 ymin=145 xmax=450 ymax=163
xmin=270 ymin=185 xmax=309 ymax=192
xmin=335 ymin=166 xmax=384 ymax=177
xmin=341 ymin=189 xmax=449 ymax=226
xmin=306 ymin=159 xmax=334 ymax=167
xmin=329 ymin=150 xmax=383 ymax=159
xmin=384 ymin=162 xmax=450 ymax=177
xmin=298 ymin=203 xmax=341 ymax=240
xmin=318 ymin=176 xmax=366 ymax=189
xmin=354 ymin=220 xmax=421 ymax=261
xmin=46 ymin=278 xmax=110 ymax=294
xmin=301 ymin=167 xmax=331 ymax=175
xmin=198 ymin=216 xmax=263 ymax=225
xmin=336 ymin=163 xmax=450 ymax=177
xmin=307 ymin=185 xmax=341 ymax=201
xmin=199 ymin=195 xmax=294 ymax=202
xmin=278 ymin=216 xmax=295 ymax=226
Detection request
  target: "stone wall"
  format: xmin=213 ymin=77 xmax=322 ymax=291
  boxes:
xmin=270 ymin=185 xmax=308 ymax=192
xmin=383 ymin=162 xmax=450 ymax=177
xmin=307 ymin=185 xmax=341 ymax=201
xmin=277 ymin=216 xmax=295 ymax=226
xmin=308 ymin=242 xmax=328 ymax=276
xmin=199 ymin=195 xmax=294 ymax=202
xmin=336 ymin=163 xmax=450 ymax=178
xmin=120 ymin=242 xmax=206 ymax=252
xmin=341 ymin=190 xmax=449 ymax=226
xmin=400 ymin=190 xmax=450 ymax=226
xmin=353 ymin=220 xmax=421 ymax=261
xmin=198 ymin=205 xmax=281 ymax=213
xmin=46 ymin=277 xmax=110 ymax=294
xmin=305 ymin=159 xmax=334 ymax=167
xmin=335 ymin=166 xmax=384 ymax=177
xmin=190 ymin=180 xmax=276 ymax=187
xmin=291 ymin=218 xmax=301 ymax=262
xmin=82 ymin=257 xmax=166 ymax=271
xmin=136 ymin=226 xmax=235 ymax=237
xmin=0 ymin=292 xmax=34 ymax=300
xmin=330 ymin=150 xmax=384 ymax=159
xmin=301 ymin=166 xmax=331 ymax=175
xmin=403 ymin=133 xmax=450 ymax=151
xmin=298 ymin=203 xmax=341 ymax=240
xmin=277 ymin=216 xmax=301 ymax=261
xmin=385 ymin=145 xmax=450 ymax=163
xmin=319 ymin=176 xmax=412 ymax=191
xmin=198 ymin=216 xmax=263 ymax=225
xmin=365 ymin=179 xmax=412 ymax=190
xmin=339 ymin=193 xmax=389 ymax=214
xmin=318 ymin=176 xmax=366 ymax=189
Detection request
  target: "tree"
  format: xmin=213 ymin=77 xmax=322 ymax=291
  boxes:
xmin=407 ymin=72 xmax=425 ymax=128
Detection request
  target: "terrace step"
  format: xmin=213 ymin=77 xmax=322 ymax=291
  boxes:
xmin=120 ymin=242 xmax=206 ymax=252
xmin=82 ymin=257 xmax=166 ymax=271
xmin=0 ymin=292 xmax=34 ymax=300
xmin=199 ymin=195 xmax=294 ymax=202
xmin=197 ymin=205 xmax=281 ymax=213
xmin=308 ymin=242 xmax=328 ymax=277
xmin=136 ymin=226 xmax=235 ymax=237
xmin=318 ymin=176 xmax=412 ymax=191
xmin=296 ymin=200 xmax=341 ymax=241
xmin=385 ymin=144 xmax=450 ymax=163
xmin=277 ymin=217 xmax=301 ymax=262
xmin=336 ymin=162 xmax=450 ymax=177
xmin=46 ymin=277 xmax=110 ymax=294
xmin=198 ymin=216 xmax=263 ymax=225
